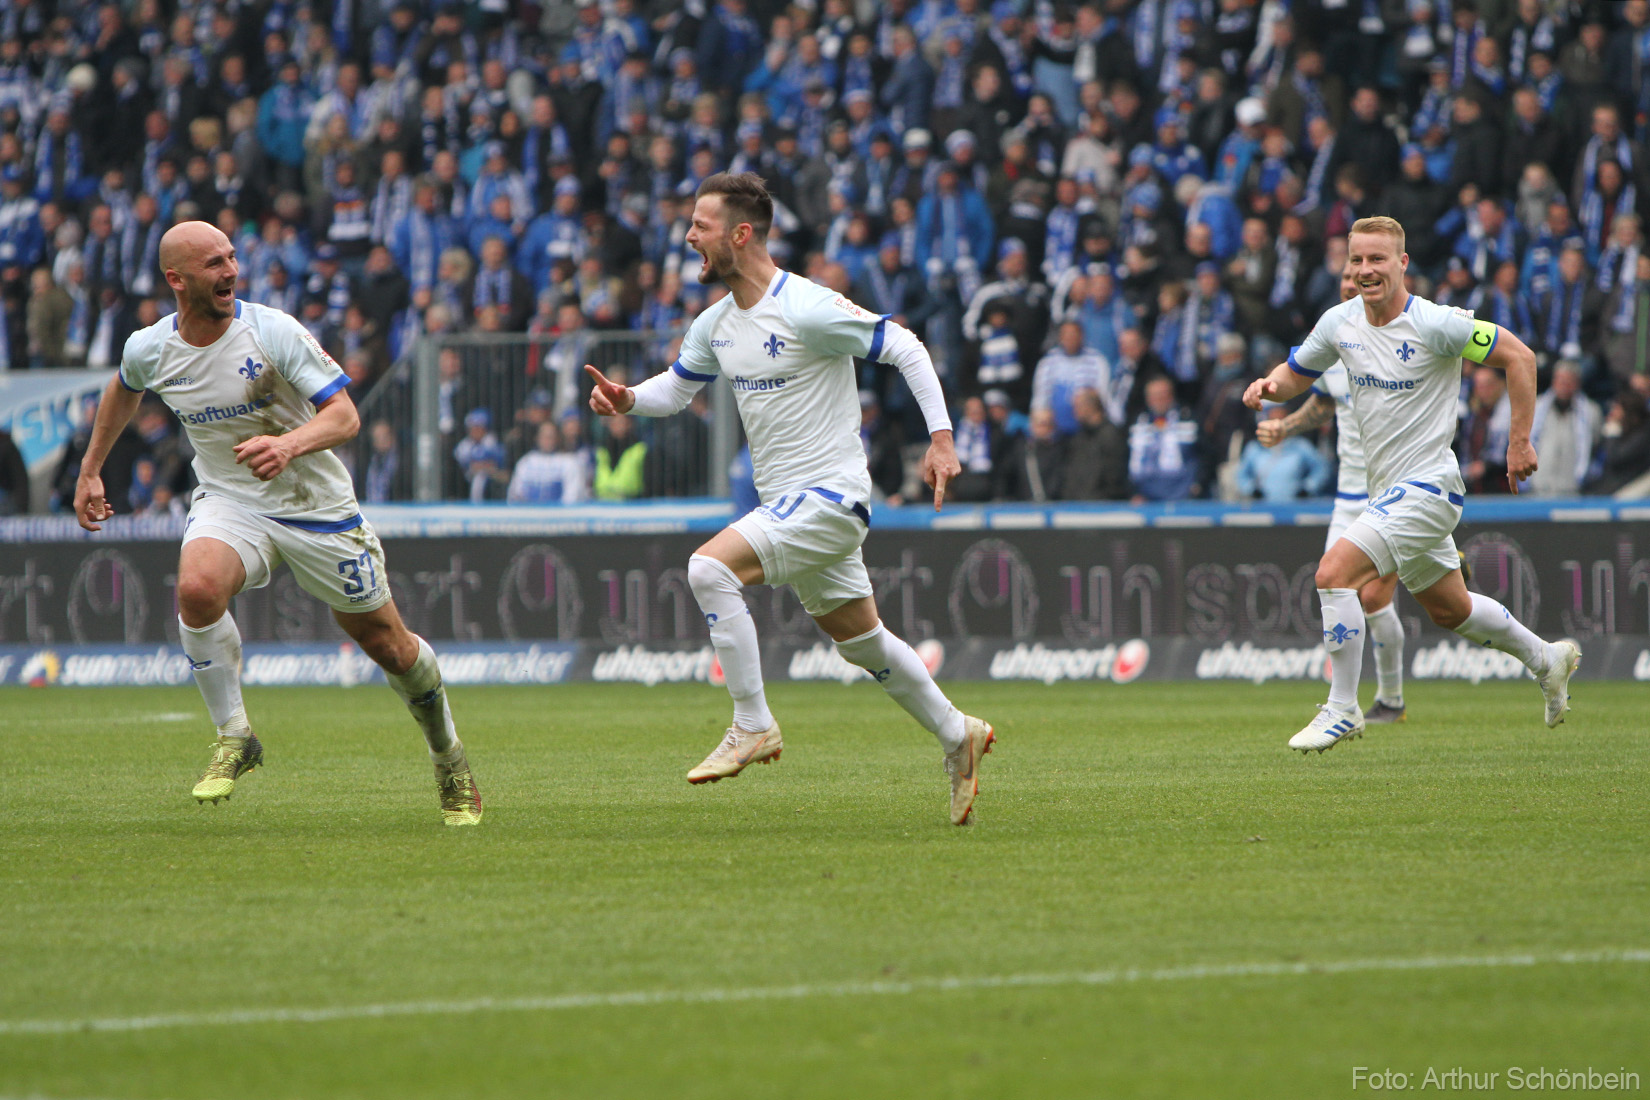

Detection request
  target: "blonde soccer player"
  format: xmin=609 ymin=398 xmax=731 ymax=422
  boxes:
xmin=1244 ymin=216 xmax=1579 ymax=752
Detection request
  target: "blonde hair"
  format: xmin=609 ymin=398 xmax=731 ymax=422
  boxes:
xmin=1349 ymin=216 xmax=1406 ymax=255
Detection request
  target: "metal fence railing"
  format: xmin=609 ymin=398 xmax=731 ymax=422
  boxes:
xmin=353 ymin=330 xmax=737 ymax=504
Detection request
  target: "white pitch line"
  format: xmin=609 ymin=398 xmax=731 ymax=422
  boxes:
xmin=3 ymin=948 xmax=1644 ymax=1038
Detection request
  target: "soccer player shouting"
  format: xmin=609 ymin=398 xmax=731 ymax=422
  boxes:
xmin=1245 ymin=217 xmax=1579 ymax=752
xmin=586 ymin=172 xmax=994 ymax=824
xmin=1257 ymin=265 xmax=1410 ymax=723
xmin=74 ymin=221 xmax=482 ymax=825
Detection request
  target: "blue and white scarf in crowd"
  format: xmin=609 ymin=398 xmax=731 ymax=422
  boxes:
xmin=1450 ymin=18 xmax=1482 ymax=87
xmin=121 ymin=218 xmax=164 ymax=298
xmin=1506 ymin=14 xmax=1556 ymax=82
xmin=1596 ymin=242 xmax=1641 ymax=295
xmin=1580 ymin=183 xmax=1636 ymax=258
xmin=32 ymin=129 xmax=86 ymax=202
xmin=1543 ymin=278 xmax=1587 ymax=354
xmin=371 ymin=175 xmax=414 ymax=245
xmin=1043 ymin=204 xmax=1081 ymax=282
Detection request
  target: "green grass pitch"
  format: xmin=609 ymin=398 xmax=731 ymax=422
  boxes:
xmin=1 ymin=680 xmax=1646 ymax=1098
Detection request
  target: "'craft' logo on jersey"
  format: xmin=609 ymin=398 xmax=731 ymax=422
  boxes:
xmin=161 ymin=376 xmax=194 ymax=387
xmin=239 ymin=357 xmax=263 ymax=381
xmin=1395 ymin=341 xmax=1416 ymax=363
xmin=764 ymin=334 xmax=785 ymax=359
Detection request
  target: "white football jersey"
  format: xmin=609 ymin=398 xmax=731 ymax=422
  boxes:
xmin=1311 ymin=361 xmax=1367 ymax=498
xmin=1291 ymin=294 xmax=1475 ymax=498
xmin=674 ymin=270 xmax=880 ymax=504
xmin=119 ymin=300 xmax=358 ymax=525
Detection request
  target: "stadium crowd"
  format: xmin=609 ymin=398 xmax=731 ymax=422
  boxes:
xmin=4 ymin=0 xmax=1650 ymax=517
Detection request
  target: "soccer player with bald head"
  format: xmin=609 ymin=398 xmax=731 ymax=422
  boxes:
xmin=73 ymin=221 xmax=482 ymax=824
xmin=1245 ymin=216 xmax=1580 ymax=753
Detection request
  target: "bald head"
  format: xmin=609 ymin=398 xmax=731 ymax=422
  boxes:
xmin=161 ymin=219 xmax=240 ymax=328
xmin=159 ymin=220 xmax=229 ymax=274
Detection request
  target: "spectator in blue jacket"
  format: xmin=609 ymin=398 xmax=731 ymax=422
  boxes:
xmin=915 ymin=162 xmax=994 ymax=286
xmin=256 ymin=61 xmax=312 ymax=191
xmin=696 ymin=0 xmax=764 ymax=94
xmin=880 ymin=25 xmax=934 ymax=134
xmin=0 ymin=166 xmax=44 ymax=277
xmin=1237 ymin=405 xmax=1332 ymax=501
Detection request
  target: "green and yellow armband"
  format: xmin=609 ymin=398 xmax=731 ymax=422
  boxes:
xmin=1461 ymin=318 xmax=1499 ymax=363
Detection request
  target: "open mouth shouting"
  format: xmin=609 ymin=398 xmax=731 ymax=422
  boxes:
xmin=213 ymin=281 xmax=235 ymax=308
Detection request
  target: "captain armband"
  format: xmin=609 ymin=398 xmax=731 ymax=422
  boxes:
xmin=1460 ymin=318 xmax=1499 ymax=364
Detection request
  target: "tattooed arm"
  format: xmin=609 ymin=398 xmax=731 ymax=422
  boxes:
xmin=1255 ymin=393 xmax=1335 ymax=447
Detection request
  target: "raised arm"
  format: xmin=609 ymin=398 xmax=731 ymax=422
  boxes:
xmin=588 ymin=363 xmax=706 ymax=417
xmin=1243 ymin=359 xmax=1317 ymax=411
xmin=74 ymin=374 xmax=146 ymax=530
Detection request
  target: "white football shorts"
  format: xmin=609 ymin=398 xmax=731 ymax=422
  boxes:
xmin=182 ymin=490 xmax=392 ymax=614
xmin=1338 ymin=479 xmax=1463 ymax=594
xmin=1324 ymin=494 xmax=1368 ymax=552
xmin=730 ymin=487 xmax=874 ymax=616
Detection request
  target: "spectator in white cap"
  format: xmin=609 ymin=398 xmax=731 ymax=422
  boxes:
xmin=892 ymin=127 xmax=937 ymax=205
xmin=944 ymin=129 xmax=988 ymax=193
xmin=1215 ymin=98 xmax=1269 ymax=188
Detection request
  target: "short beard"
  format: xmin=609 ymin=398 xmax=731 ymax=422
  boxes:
xmin=194 ymin=285 xmax=232 ymax=319
xmin=698 ymin=247 xmax=732 ymax=285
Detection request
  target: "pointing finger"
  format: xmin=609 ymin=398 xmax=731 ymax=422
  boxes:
xmin=933 ymin=471 xmax=948 ymax=512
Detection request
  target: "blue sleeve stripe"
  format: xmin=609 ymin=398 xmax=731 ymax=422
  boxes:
xmin=671 ymin=359 xmax=717 ymax=383
xmin=866 ymin=318 xmax=888 ymax=363
xmin=1287 ymin=349 xmax=1323 ymax=379
xmin=309 ymin=375 xmax=349 ymax=405
xmin=771 ymin=271 xmax=789 ymax=297
xmin=117 ymin=370 xmax=144 ymax=393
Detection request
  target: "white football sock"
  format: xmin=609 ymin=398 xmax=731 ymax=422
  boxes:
xmin=1319 ymin=588 xmax=1366 ymax=711
xmin=688 ymin=554 xmax=773 ymax=732
xmin=835 ymin=624 xmax=965 ymax=752
xmin=179 ymin=613 xmax=248 ymax=734
xmin=1366 ymin=603 xmax=1405 ymax=706
xmin=1453 ymin=593 xmax=1550 ymax=673
xmin=384 ymin=636 xmax=459 ymax=756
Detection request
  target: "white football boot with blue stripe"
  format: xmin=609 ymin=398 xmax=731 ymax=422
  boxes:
xmin=1289 ymin=703 xmax=1366 ymax=753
